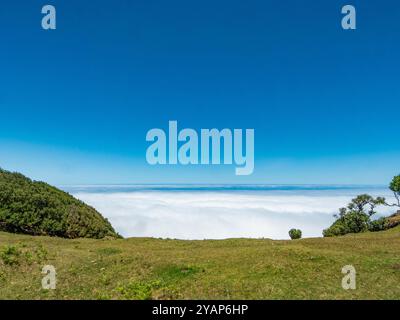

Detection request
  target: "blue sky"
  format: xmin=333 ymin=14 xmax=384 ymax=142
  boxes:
xmin=0 ymin=0 xmax=399 ymax=184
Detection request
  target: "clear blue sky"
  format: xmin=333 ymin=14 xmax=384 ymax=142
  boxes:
xmin=0 ymin=0 xmax=399 ymax=184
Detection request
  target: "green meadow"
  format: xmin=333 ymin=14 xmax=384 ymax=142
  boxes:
xmin=1 ymin=226 xmax=399 ymax=300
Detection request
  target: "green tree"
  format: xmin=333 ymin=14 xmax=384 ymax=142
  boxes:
xmin=323 ymin=194 xmax=385 ymax=237
xmin=288 ymin=228 xmax=302 ymax=240
xmin=388 ymin=175 xmax=400 ymax=208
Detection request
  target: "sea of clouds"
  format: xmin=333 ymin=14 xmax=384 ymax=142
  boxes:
xmin=65 ymin=186 xmax=395 ymax=240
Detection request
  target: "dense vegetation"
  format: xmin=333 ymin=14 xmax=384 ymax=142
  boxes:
xmin=323 ymin=175 xmax=400 ymax=237
xmin=0 ymin=169 xmax=119 ymax=239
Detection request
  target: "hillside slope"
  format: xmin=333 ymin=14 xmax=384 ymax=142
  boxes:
xmin=0 ymin=169 xmax=119 ymax=239
xmin=0 ymin=227 xmax=399 ymax=299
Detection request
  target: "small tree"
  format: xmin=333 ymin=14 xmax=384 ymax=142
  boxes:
xmin=323 ymin=194 xmax=385 ymax=237
xmin=289 ymin=228 xmax=302 ymax=240
xmin=323 ymin=175 xmax=400 ymax=237
xmin=343 ymin=194 xmax=385 ymax=217
xmin=388 ymin=175 xmax=400 ymax=208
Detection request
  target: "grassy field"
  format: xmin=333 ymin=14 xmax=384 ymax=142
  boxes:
xmin=0 ymin=227 xmax=399 ymax=300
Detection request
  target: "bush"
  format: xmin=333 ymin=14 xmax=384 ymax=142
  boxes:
xmin=369 ymin=217 xmax=389 ymax=232
xmin=322 ymin=220 xmax=349 ymax=237
xmin=0 ymin=245 xmax=21 ymax=265
xmin=289 ymin=228 xmax=302 ymax=240
xmin=0 ymin=168 xmax=120 ymax=239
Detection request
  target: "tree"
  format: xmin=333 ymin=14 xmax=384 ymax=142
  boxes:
xmin=344 ymin=194 xmax=385 ymax=216
xmin=289 ymin=228 xmax=302 ymax=240
xmin=388 ymin=175 xmax=400 ymax=208
xmin=323 ymin=194 xmax=385 ymax=237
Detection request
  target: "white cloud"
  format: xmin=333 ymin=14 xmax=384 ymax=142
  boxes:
xmin=71 ymin=188 xmax=396 ymax=240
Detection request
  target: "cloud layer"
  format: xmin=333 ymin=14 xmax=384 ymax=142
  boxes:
xmin=71 ymin=188 xmax=395 ymax=240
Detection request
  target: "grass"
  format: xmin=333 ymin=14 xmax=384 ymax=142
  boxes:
xmin=0 ymin=227 xmax=399 ymax=300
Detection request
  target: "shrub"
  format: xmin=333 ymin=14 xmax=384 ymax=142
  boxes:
xmin=0 ymin=168 xmax=120 ymax=239
xmin=369 ymin=217 xmax=389 ymax=232
xmin=289 ymin=228 xmax=302 ymax=240
xmin=322 ymin=220 xmax=349 ymax=237
xmin=0 ymin=245 xmax=21 ymax=265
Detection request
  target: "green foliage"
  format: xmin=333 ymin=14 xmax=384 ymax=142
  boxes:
xmin=288 ymin=228 xmax=302 ymax=240
xmin=389 ymin=175 xmax=400 ymax=207
xmin=369 ymin=217 xmax=389 ymax=232
xmin=345 ymin=194 xmax=385 ymax=216
xmin=0 ymin=243 xmax=51 ymax=266
xmin=34 ymin=244 xmax=48 ymax=261
xmin=0 ymin=168 xmax=119 ymax=239
xmin=322 ymin=221 xmax=346 ymax=237
xmin=389 ymin=175 xmax=400 ymax=193
xmin=116 ymin=279 xmax=163 ymax=300
xmin=0 ymin=245 xmax=21 ymax=265
xmin=324 ymin=175 xmax=400 ymax=237
xmin=323 ymin=194 xmax=386 ymax=237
